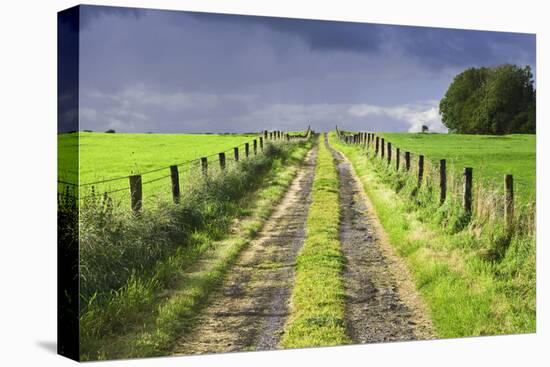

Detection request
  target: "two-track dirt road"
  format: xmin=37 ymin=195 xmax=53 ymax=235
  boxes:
xmin=173 ymin=135 xmax=433 ymax=355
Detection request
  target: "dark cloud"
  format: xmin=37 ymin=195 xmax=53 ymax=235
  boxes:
xmin=185 ymin=11 xmax=534 ymax=68
xmin=79 ymin=4 xmax=144 ymax=30
xmin=186 ymin=12 xmax=383 ymax=53
xmin=58 ymin=6 xmax=79 ymax=133
xmin=70 ymin=5 xmax=535 ymax=133
xmin=383 ymin=26 xmax=536 ymax=70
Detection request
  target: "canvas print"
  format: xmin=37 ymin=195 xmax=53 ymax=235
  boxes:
xmin=57 ymin=5 xmax=536 ymax=362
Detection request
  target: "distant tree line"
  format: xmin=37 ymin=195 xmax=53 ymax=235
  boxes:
xmin=439 ymin=64 xmax=535 ymax=134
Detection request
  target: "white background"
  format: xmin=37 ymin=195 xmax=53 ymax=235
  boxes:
xmin=0 ymin=0 xmax=547 ymax=365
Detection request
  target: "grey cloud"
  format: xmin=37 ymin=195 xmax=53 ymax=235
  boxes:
xmin=79 ymin=5 xmax=144 ymax=30
xmin=186 ymin=12 xmax=383 ymax=53
xmin=381 ymin=26 xmax=536 ymax=70
xmin=75 ymin=5 xmax=535 ymax=133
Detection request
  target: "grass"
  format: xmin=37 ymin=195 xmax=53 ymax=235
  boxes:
xmin=79 ymin=138 xmax=314 ymax=360
xmin=280 ymin=135 xmax=350 ymax=348
xmin=378 ymin=132 xmax=535 ymax=202
xmin=329 ymin=131 xmax=535 ymax=338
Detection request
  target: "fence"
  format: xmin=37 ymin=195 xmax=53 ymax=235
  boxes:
xmin=336 ymin=129 xmax=523 ymax=231
xmin=58 ymin=129 xmax=312 ymax=214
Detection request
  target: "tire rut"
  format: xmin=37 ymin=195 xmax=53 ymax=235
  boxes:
xmin=326 ymin=138 xmax=423 ymax=344
xmin=173 ymin=143 xmax=319 ymax=355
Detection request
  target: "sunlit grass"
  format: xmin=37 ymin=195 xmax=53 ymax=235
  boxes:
xmin=379 ymin=132 xmax=535 ymax=202
xmin=281 ymin=135 xmax=350 ymax=348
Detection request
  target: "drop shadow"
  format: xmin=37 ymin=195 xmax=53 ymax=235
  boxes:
xmin=36 ymin=340 xmax=57 ymax=354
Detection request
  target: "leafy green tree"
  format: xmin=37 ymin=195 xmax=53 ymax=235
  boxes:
xmin=440 ymin=65 xmax=535 ymax=134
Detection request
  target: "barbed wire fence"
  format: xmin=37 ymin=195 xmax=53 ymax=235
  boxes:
xmin=336 ymin=128 xmax=535 ymax=233
xmin=58 ymin=129 xmax=313 ymax=214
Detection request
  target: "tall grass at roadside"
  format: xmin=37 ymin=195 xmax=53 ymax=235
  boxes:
xmin=81 ymin=142 xmax=287 ymax=300
xmin=330 ymin=132 xmax=535 ymax=337
xmin=79 ymin=139 xmax=314 ymax=360
xmin=280 ymin=135 xmax=350 ymax=348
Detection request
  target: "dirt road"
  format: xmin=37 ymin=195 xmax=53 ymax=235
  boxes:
xmin=327 ymin=140 xmax=434 ymax=343
xmin=173 ymin=143 xmax=318 ymax=355
xmin=172 ymin=136 xmax=433 ymax=355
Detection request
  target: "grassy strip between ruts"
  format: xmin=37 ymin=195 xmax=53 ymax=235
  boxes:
xmin=280 ymin=134 xmax=351 ymax=348
xmin=329 ymin=132 xmax=535 ymax=338
xmin=80 ymin=139 xmax=314 ymax=361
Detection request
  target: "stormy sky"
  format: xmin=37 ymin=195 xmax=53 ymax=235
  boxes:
xmin=72 ymin=5 xmax=535 ymax=133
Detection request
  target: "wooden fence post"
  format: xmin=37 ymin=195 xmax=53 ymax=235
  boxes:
xmin=170 ymin=165 xmax=180 ymax=204
xmin=129 ymin=174 xmax=142 ymax=213
xmin=418 ymin=155 xmax=424 ymax=185
xmin=219 ymin=152 xmax=226 ymax=171
xmin=259 ymin=136 xmax=264 ymax=151
xmin=405 ymin=151 xmax=411 ymax=171
xmin=234 ymin=147 xmax=239 ymax=162
xmin=387 ymin=142 xmax=392 ymax=164
xmin=375 ymin=136 xmax=379 ymax=155
xmin=505 ymin=174 xmax=514 ymax=229
xmin=269 ymin=132 xmax=273 ymax=140
xmin=264 ymin=130 xmax=268 ymax=140
xmin=439 ymin=159 xmax=446 ymax=204
xmin=463 ymin=167 xmax=473 ymax=215
xmin=201 ymin=157 xmax=208 ymax=176
xmin=396 ymin=148 xmax=400 ymax=170
xmin=245 ymin=142 xmax=250 ymax=158
xmin=253 ymin=139 xmax=257 ymax=155
xmin=381 ymin=138 xmax=385 ymax=158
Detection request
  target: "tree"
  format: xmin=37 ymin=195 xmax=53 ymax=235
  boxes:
xmin=439 ymin=65 xmax=535 ymax=134
xmin=421 ymin=125 xmax=429 ymax=133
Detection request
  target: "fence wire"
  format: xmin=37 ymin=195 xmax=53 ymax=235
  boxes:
xmin=57 ymin=131 xmax=310 ymax=211
xmin=337 ymin=130 xmax=535 ymax=227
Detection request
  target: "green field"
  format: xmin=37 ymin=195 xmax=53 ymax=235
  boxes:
xmin=378 ymin=133 xmax=536 ymax=201
xmin=58 ymin=132 xmax=266 ymax=204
